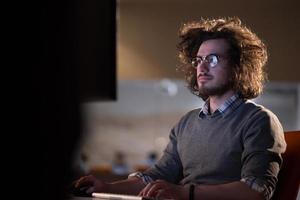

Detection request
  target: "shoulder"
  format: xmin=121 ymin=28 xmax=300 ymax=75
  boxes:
xmin=242 ymin=100 xmax=282 ymax=125
xmin=228 ymin=100 xmax=281 ymax=127
xmin=241 ymin=100 xmax=286 ymax=153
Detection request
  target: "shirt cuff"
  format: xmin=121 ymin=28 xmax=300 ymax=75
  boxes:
xmin=241 ymin=176 xmax=272 ymax=200
xmin=128 ymin=172 xmax=154 ymax=185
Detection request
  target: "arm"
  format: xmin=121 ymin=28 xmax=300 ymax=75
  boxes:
xmin=143 ymin=127 xmax=183 ymax=183
xmin=73 ymin=175 xmax=145 ymax=195
xmin=139 ymin=180 xmax=263 ymax=200
xmin=193 ymin=181 xmax=264 ymax=200
xmin=73 ymin=118 xmax=185 ymax=196
xmin=239 ymin=110 xmax=286 ymax=199
xmin=108 ymin=177 xmax=146 ymax=195
xmin=109 ymin=177 xmax=146 ymax=195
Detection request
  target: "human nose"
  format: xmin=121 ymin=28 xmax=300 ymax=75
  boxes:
xmin=197 ymin=60 xmax=209 ymax=72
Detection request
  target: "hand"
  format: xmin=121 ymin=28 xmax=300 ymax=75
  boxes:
xmin=72 ymin=174 xmax=110 ymax=195
xmin=138 ymin=180 xmax=188 ymax=200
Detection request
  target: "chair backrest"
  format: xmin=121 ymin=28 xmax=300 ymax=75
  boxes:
xmin=271 ymin=131 xmax=300 ymax=200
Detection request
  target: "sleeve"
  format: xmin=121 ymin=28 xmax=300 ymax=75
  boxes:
xmin=128 ymin=171 xmax=154 ymax=185
xmin=240 ymin=109 xmax=287 ymax=200
xmin=142 ymin=126 xmax=184 ymax=184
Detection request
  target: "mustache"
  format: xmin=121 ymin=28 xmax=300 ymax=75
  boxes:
xmin=198 ymin=72 xmax=213 ymax=78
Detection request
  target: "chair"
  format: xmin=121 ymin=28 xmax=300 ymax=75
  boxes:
xmin=271 ymin=131 xmax=300 ymax=200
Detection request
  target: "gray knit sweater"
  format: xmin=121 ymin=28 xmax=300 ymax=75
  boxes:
xmin=143 ymin=99 xmax=286 ymax=199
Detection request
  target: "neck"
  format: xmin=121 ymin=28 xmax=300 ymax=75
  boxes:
xmin=208 ymin=90 xmax=235 ymax=113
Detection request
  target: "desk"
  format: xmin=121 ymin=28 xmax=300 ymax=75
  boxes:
xmin=67 ymin=196 xmax=92 ymax=200
xmin=69 ymin=196 xmax=93 ymax=200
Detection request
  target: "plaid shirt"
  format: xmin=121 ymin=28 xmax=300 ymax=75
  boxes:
xmin=199 ymin=93 xmax=243 ymax=118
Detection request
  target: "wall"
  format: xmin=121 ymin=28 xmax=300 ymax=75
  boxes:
xmin=117 ymin=0 xmax=300 ymax=82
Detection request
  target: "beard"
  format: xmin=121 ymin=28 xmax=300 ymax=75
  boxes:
xmin=198 ymin=80 xmax=233 ymax=97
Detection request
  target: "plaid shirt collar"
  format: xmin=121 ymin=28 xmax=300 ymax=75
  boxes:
xmin=199 ymin=93 xmax=242 ymax=117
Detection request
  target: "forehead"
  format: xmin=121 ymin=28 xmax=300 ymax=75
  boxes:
xmin=197 ymin=39 xmax=230 ymax=56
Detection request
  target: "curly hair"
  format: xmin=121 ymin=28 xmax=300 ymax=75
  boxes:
xmin=177 ymin=17 xmax=268 ymax=100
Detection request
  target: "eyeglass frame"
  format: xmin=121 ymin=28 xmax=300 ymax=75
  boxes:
xmin=191 ymin=54 xmax=228 ymax=68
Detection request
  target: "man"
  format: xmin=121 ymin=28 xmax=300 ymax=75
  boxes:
xmin=73 ymin=17 xmax=286 ymax=200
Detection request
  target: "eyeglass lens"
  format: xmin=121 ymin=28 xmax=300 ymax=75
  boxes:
xmin=192 ymin=54 xmax=219 ymax=68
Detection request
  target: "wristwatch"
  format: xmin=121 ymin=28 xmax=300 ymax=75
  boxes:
xmin=189 ymin=184 xmax=195 ymax=200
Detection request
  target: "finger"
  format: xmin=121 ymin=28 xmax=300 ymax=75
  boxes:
xmin=140 ymin=181 xmax=162 ymax=197
xmin=146 ymin=182 xmax=164 ymax=197
xmin=69 ymin=179 xmax=79 ymax=190
xmin=86 ymin=186 xmax=95 ymax=194
xmin=139 ymin=182 xmax=154 ymax=196
xmin=75 ymin=175 xmax=95 ymax=188
xmin=74 ymin=176 xmax=87 ymax=188
xmin=155 ymin=189 xmax=174 ymax=200
xmin=155 ymin=189 xmax=164 ymax=198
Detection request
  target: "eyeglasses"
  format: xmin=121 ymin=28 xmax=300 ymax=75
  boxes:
xmin=191 ymin=54 xmax=224 ymax=68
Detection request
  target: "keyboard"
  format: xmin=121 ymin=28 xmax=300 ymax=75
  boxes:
xmin=92 ymin=192 xmax=156 ymax=200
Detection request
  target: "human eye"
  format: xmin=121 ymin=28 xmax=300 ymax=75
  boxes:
xmin=207 ymin=54 xmax=218 ymax=66
xmin=191 ymin=58 xmax=199 ymax=67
